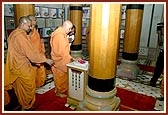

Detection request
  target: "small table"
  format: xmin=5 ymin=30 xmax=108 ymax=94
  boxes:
xmin=66 ymin=61 xmax=89 ymax=106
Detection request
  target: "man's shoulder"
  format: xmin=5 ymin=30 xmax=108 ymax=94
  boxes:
xmin=52 ymin=28 xmax=66 ymax=37
xmin=9 ymin=28 xmax=26 ymax=38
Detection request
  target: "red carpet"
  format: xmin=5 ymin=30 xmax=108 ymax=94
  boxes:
xmin=34 ymin=87 xmax=156 ymax=111
xmin=116 ymin=87 xmax=156 ymax=111
xmin=34 ymin=88 xmax=73 ymax=111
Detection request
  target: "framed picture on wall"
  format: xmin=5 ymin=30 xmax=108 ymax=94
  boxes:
xmin=4 ymin=4 xmax=14 ymax=16
xmin=41 ymin=7 xmax=49 ymax=17
xmin=35 ymin=6 xmax=41 ymax=17
xmin=82 ymin=7 xmax=90 ymax=18
xmin=82 ymin=27 xmax=87 ymax=36
xmin=42 ymin=27 xmax=52 ymax=37
xmin=36 ymin=17 xmax=45 ymax=28
xmin=120 ymin=30 xmax=125 ymax=39
xmin=121 ymin=5 xmax=126 ymax=19
xmin=49 ymin=8 xmax=57 ymax=18
xmin=57 ymin=8 xmax=64 ymax=18
xmin=4 ymin=16 xmax=15 ymax=30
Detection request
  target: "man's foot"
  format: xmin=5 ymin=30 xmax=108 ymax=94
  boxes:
xmin=21 ymin=105 xmax=35 ymax=111
xmin=150 ymin=82 xmax=156 ymax=87
xmin=56 ymin=92 xmax=67 ymax=98
xmin=54 ymin=88 xmax=57 ymax=94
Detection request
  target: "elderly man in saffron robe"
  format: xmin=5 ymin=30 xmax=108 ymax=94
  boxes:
xmin=28 ymin=14 xmax=46 ymax=88
xmin=4 ymin=16 xmax=53 ymax=110
xmin=50 ymin=20 xmax=74 ymax=98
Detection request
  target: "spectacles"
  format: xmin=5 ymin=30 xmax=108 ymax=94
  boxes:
xmin=68 ymin=38 xmax=73 ymax=43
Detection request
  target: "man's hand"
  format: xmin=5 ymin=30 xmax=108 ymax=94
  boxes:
xmin=71 ymin=57 xmax=82 ymax=62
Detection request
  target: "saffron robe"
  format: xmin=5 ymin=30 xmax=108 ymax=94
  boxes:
xmin=50 ymin=27 xmax=71 ymax=94
xmin=30 ymin=28 xmax=46 ymax=88
xmin=4 ymin=28 xmax=47 ymax=109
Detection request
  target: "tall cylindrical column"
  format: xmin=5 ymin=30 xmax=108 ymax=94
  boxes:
xmin=117 ymin=4 xmax=144 ymax=79
xmin=78 ymin=4 xmax=121 ymax=111
xmin=123 ymin=4 xmax=144 ymax=60
xmin=69 ymin=4 xmax=83 ymax=58
xmin=14 ymin=4 xmax=35 ymax=26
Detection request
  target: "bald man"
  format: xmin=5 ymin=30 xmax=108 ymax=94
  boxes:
xmin=4 ymin=16 xmax=53 ymax=110
xmin=28 ymin=14 xmax=46 ymax=88
xmin=50 ymin=20 xmax=74 ymax=97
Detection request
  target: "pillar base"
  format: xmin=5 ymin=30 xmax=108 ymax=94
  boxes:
xmin=67 ymin=97 xmax=80 ymax=106
xmin=70 ymin=50 xmax=83 ymax=58
xmin=77 ymin=86 xmax=120 ymax=111
xmin=117 ymin=58 xmax=139 ymax=79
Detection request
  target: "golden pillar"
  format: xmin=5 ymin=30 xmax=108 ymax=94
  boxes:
xmin=69 ymin=4 xmax=83 ymax=58
xmin=117 ymin=4 xmax=144 ymax=79
xmin=14 ymin=4 xmax=35 ymax=26
xmin=78 ymin=4 xmax=121 ymax=111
